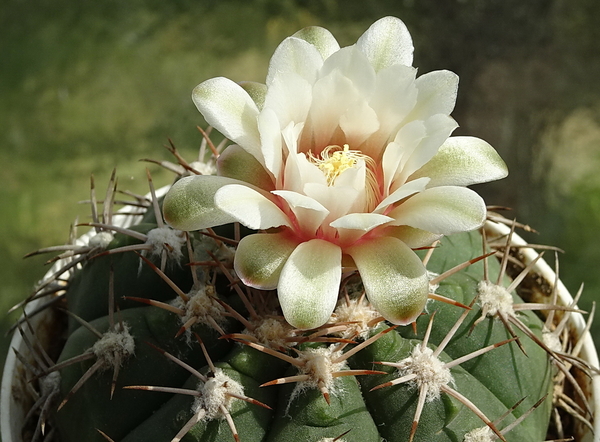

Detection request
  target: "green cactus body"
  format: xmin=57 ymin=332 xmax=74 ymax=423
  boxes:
xmin=48 ymin=206 xmax=553 ymax=442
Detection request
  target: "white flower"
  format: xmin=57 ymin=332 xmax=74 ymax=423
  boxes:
xmin=163 ymin=17 xmax=508 ymax=329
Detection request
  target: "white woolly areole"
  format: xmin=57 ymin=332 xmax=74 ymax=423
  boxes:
xmin=189 ymin=160 xmax=217 ymax=176
xmin=246 ymin=317 xmax=294 ymax=350
xmin=88 ymin=231 xmax=114 ymax=249
xmin=398 ymin=345 xmax=452 ymax=401
xmin=477 ymin=280 xmax=515 ymax=317
xmin=145 ymin=227 xmax=186 ymax=260
xmin=463 ymin=426 xmax=494 ymax=442
xmin=284 ymin=347 xmax=347 ymax=415
xmin=91 ymin=324 xmax=135 ymax=369
xmin=192 ymin=368 xmax=244 ymax=420
xmin=40 ymin=371 xmax=61 ymax=397
xmin=170 ymin=285 xmax=226 ymax=333
xmin=428 ymin=270 xmax=440 ymax=294
xmin=331 ymin=297 xmax=380 ymax=340
xmin=542 ymin=327 xmax=563 ymax=353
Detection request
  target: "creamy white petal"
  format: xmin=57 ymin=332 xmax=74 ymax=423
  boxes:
xmin=347 ymin=236 xmax=429 ymax=325
xmin=192 ymin=77 xmax=262 ymax=160
xmin=214 ymin=184 xmax=290 ymax=230
xmin=382 ymin=121 xmax=426 ymax=193
xmin=266 ymin=36 xmax=323 ymax=87
xmin=331 ymin=213 xmax=393 ymax=245
xmin=304 ymin=182 xmax=359 ymax=222
xmin=408 ymin=136 xmax=509 ymax=187
xmin=319 ymin=46 xmax=376 ymax=98
xmin=374 ymin=177 xmax=430 ymax=213
xmin=272 ymin=190 xmax=330 ymax=236
xmin=234 ymin=232 xmax=299 ymax=290
xmin=293 ymin=26 xmax=340 ymax=60
xmin=356 ymin=16 xmax=414 ymax=70
xmin=263 ymin=72 xmax=313 ymax=131
xmin=393 ymin=114 xmax=459 ymax=188
xmin=285 ymin=152 xmax=327 ymax=195
xmin=364 ymin=64 xmax=418 ymax=156
xmin=408 ymin=70 xmax=459 ymax=121
xmin=163 ymin=175 xmax=241 ymax=231
xmin=330 ymin=212 xmax=393 ymax=230
xmin=388 ymin=186 xmax=487 ymax=234
xmin=308 ymin=69 xmax=361 ymax=149
xmin=258 ymin=108 xmax=284 ymax=180
xmin=339 ymin=100 xmax=380 ymax=147
xmin=278 ymin=239 xmax=342 ymax=329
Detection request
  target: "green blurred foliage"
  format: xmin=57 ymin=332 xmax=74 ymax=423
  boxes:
xmin=2 ymin=0 xmax=600 ymax=387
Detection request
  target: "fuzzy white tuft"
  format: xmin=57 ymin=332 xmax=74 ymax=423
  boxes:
xmin=428 ymin=270 xmax=440 ymax=294
xmin=398 ymin=345 xmax=452 ymax=401
xmin=477 ymin=280 xmax=515 ymax=318
xmin=192 ymin=368 xmax=244 ymax=420
xmin=246 ymin=317 xmax=294 ymax=350
xmin=331 ymin=297 xmax=380 ymax=340
xmin=40 ymin=370 xmax=61 ymax=397
xmin=88 ymin=231 xmax=114 ymax=249
xmin=189 ymin=160 xmax=217 ymax=176
xmin=170 ymin=284 xmax=227 ymax=339
xmin=542 ymin=327 xmax=563 ymax=353
xmin=463 ymin=426 xmax=494 ymax=442
xmin=91 ymin=324 xmax=135 ymax=369
xmin=145 ymin=227 xmax=186 ymax=260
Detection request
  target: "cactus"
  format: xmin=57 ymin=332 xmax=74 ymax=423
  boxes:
xmin=4 ymin=16 xmax=597 ymax=442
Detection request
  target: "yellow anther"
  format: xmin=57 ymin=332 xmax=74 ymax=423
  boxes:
xmin=308 ymin=144 xmax=380 ymax=211
xmin=311 ymin=144 xmax=364 ymax=186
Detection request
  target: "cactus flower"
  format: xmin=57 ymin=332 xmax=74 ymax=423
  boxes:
xmin=163 ymin=16 xmax=508 ymax=329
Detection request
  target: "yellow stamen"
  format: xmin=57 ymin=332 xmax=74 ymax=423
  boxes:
xmin=308 ymin=144 xmax=380 ymax=210
xmin=310 ymin=145 xmax=361 ymax=186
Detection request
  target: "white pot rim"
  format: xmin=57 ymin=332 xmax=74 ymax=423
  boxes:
xmin=483 ymin=219 xmax=600 ymax=442
xmin=2 ymin=216 xmax=599 ymax=441
xmin=1 ymin=191 xmax=158 ymax=442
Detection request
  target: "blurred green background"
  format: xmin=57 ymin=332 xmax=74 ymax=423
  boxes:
xmin=2 ymin=0 xmax=600 ymax=381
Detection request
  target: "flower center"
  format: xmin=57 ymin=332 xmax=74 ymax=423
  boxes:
xmin=310 ymin=144 xmax=368 ymax=186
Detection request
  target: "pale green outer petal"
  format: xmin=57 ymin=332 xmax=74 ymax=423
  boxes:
xmin=408 ymin=70 xmax=459 ymax=121
xmin=292 ymin=26 xmax=340 ymax=60
xmin=162 ymin=175 xmax=240 ymax=231
xmin=214 ymin=184 xmax=291 ymax=230
xmin=192 ymin=77 xmax=262 ymax=160
xmin=278 ymin=239 xmax=342 ymax=329
xmin=266 ymin=36 xmax=323 ymax=86
xmin=272 ymin=190 xmax=330 ymax=236
xmin=383 ymin=225 xmax=443 ymax=248
xmin=408 ymin=136 xmax=509 ymax=187
xmin=238 ymin=81 xmax=267 ymax=110
xmin=217 ymin=145 xmax=274 ymax=190
xmin=388 ymin=186 xmax=487 ymax=234
xmin=356 ymin=16 xmax=414 ymax=71
xmin=347 ymin=236 xmax=428 ymax=325
xmin=234 ymin=232 xmax=299 ymax=290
